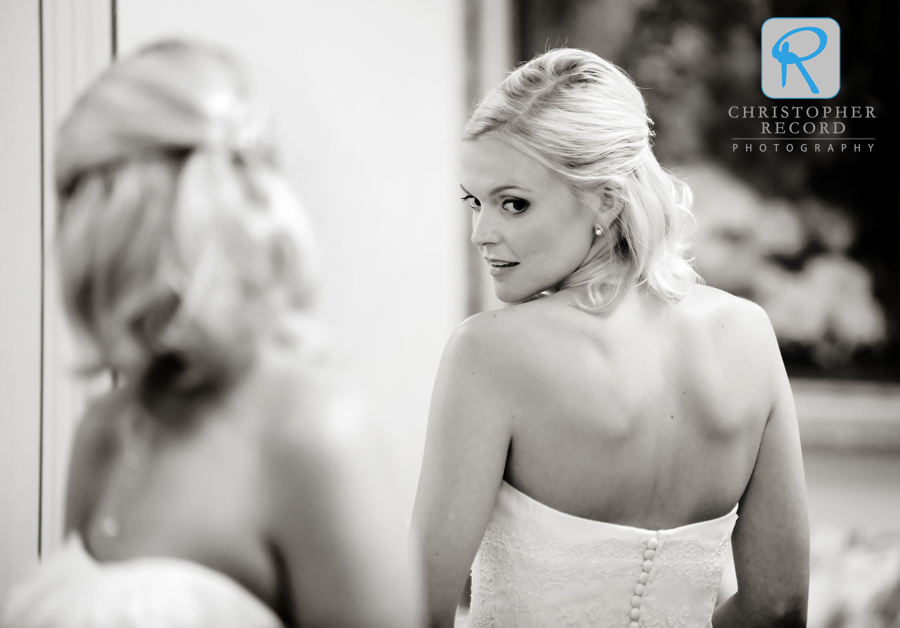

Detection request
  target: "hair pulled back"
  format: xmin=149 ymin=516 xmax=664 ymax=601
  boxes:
xmin=56 ymin=40 xmax=317 ymax=409
xmin=465 ymin=48 xmax=700 ymax=310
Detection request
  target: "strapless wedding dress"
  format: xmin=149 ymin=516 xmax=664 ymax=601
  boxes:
xmin=470 ymin=481 xmax=738 ymax=628
xmin=2 ymin=535 xmax=282 ymax=628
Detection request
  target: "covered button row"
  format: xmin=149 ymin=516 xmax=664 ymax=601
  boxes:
xmin=628 ymin=537 xmax=659 ymax=628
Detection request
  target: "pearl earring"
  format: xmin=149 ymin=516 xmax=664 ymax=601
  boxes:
xmin=594 ymin=224 xmax=603 ymax=236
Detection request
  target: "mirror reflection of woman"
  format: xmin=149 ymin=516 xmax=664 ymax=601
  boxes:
xmin=413 ymin=48 xmax=808 ymax=628
xmin=3 ymin=40 xmax=421 ymax=628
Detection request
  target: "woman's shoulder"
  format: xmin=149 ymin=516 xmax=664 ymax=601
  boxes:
xmin=443 ymin=302 xmax=554 ymax=369
xmin=436 ymin=299 xmax=585 ymax=405
xmin=448 ymin=287 xmax=777 ymax=357
xmin=252 ymin=344 xmax=373 ymax=481
xmin=676 ymin=285 xmax=777 ymax=350
xmin=679 ymin=283 xmax=765 ymax=315
xmin=452 ymin=293 xmax=576 ymax=347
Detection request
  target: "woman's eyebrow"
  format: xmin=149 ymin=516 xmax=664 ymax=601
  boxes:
xmin=489 ymin=185 xmax=526 ymax=196
xmin=459 ymin=184 xmax=528 ymax=196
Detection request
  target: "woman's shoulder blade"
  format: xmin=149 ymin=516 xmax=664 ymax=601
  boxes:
xmin=675 ymin=286 xmax=783 ymax=419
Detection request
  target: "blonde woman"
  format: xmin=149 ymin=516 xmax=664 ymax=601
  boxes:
xmin=413 ymin=48 xmax=808 ymax=628
xmin=3 ymin=40 xmax=421 ymax=628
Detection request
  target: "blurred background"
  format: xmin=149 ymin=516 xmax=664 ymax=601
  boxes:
xmin=1 ymin=0 xmax=898 ymax=625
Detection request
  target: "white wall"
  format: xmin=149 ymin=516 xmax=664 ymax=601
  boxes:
xmin=0 ymin=0 xmax=43 ymax=598
xmin=0 ymin=0 xmax=114 ymax=593
xmin=118 ymin=0 xmax=467 ymax=514
xmin=38 ymin=0 xmax=114 ymax=558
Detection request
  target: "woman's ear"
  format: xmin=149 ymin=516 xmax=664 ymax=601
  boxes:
xmin=586 ymin=181 xmax=625 ymax=227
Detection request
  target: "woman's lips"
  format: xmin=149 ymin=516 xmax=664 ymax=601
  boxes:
xmin=485 ymin=258 xmax=519 ymax=276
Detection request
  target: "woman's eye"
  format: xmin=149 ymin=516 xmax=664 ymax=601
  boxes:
xmin=461 ymin=194 xmax=481 ymax=209
xmin=501 ymin=198 xmax=529 ymax=214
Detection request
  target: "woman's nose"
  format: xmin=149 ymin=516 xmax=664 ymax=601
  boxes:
xmin=471 ymin=208 xmax=500 ymax=247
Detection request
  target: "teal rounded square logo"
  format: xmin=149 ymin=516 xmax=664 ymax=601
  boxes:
xmin=762 ymin=18 xmax=840 ymax=99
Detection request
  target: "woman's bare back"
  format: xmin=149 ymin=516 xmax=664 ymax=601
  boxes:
xmin=471 ymin=284 xmax=776 ymax=529
xmin=66 ymin=343 xmax=422 ymax=625
xmin=66 ymin=347 xmax=323 ymax=615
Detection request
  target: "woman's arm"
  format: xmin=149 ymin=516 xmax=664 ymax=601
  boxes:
xmin=266 ymin=369 xmax=424 ymax=628
xmin=412 ymin=317 xmax=517 ymax=628
xmin=713 ymin=307 xmax=809 ymax=628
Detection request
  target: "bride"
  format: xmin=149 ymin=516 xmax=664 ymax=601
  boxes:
xmin=412 ymin=48 xmax=808 ymax=628
xmin=4 ymin=40 xmax=421 ymax=627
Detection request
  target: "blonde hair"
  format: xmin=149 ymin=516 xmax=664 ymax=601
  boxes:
xmin=56 ymin=40 xmax=317 ymax=400
xmin=465 ymin=48 xmax=700 ymax=310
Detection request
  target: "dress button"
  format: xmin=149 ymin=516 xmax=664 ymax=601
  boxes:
xmin=644 ymin=549 xmax=656 ymax=560
xmin=629 ymin=623 xmax=640 ymax=628
xmin=630 ymin=608 xmax=641 ymax=620
xmin=647 ymin=538 xmax=659 ymax=550
xmin=632 ymin=595 xmax=642 ymax=608
xmin=642 ymin=560 xmax=653 ymax=572
xmin=101 ymin=517 xmax=119 ymax=538
xmin=639 ymin=572 xmax=649 ymax=584
xmin=635 ymin=583 xmax=645 ymax=596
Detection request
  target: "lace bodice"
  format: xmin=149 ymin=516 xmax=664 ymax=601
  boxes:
xmin=470 ymin=481 xmax=738 ymax=628
xmin=1 ymin=535 xmax=282 ymax=628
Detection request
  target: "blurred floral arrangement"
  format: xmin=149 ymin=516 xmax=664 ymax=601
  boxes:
xmin=521 ymin=0 xmax=897 ymax=379
xmin=684 ymin=163 xmax=887 ymax=367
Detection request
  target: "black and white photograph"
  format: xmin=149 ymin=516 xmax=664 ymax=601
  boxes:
xmin=1 ymin=1 xmax=898 ymax=626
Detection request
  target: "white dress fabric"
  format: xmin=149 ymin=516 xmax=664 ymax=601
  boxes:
xmin=470 ymin=481 xmax=738 ymax=628
xmin=1 ymin=535 xmax=283 ymax=628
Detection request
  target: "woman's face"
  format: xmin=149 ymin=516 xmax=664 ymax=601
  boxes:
xmin=461 ymin=135 xmax=596 ymax=303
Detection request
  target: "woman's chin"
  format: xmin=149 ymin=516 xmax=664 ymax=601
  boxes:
xmin=492 ymin=283 xmax=541 ymax=305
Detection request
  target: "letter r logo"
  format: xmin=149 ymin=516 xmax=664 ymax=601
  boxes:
xmin=761 ymin=18 xmax=840 ymax=99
